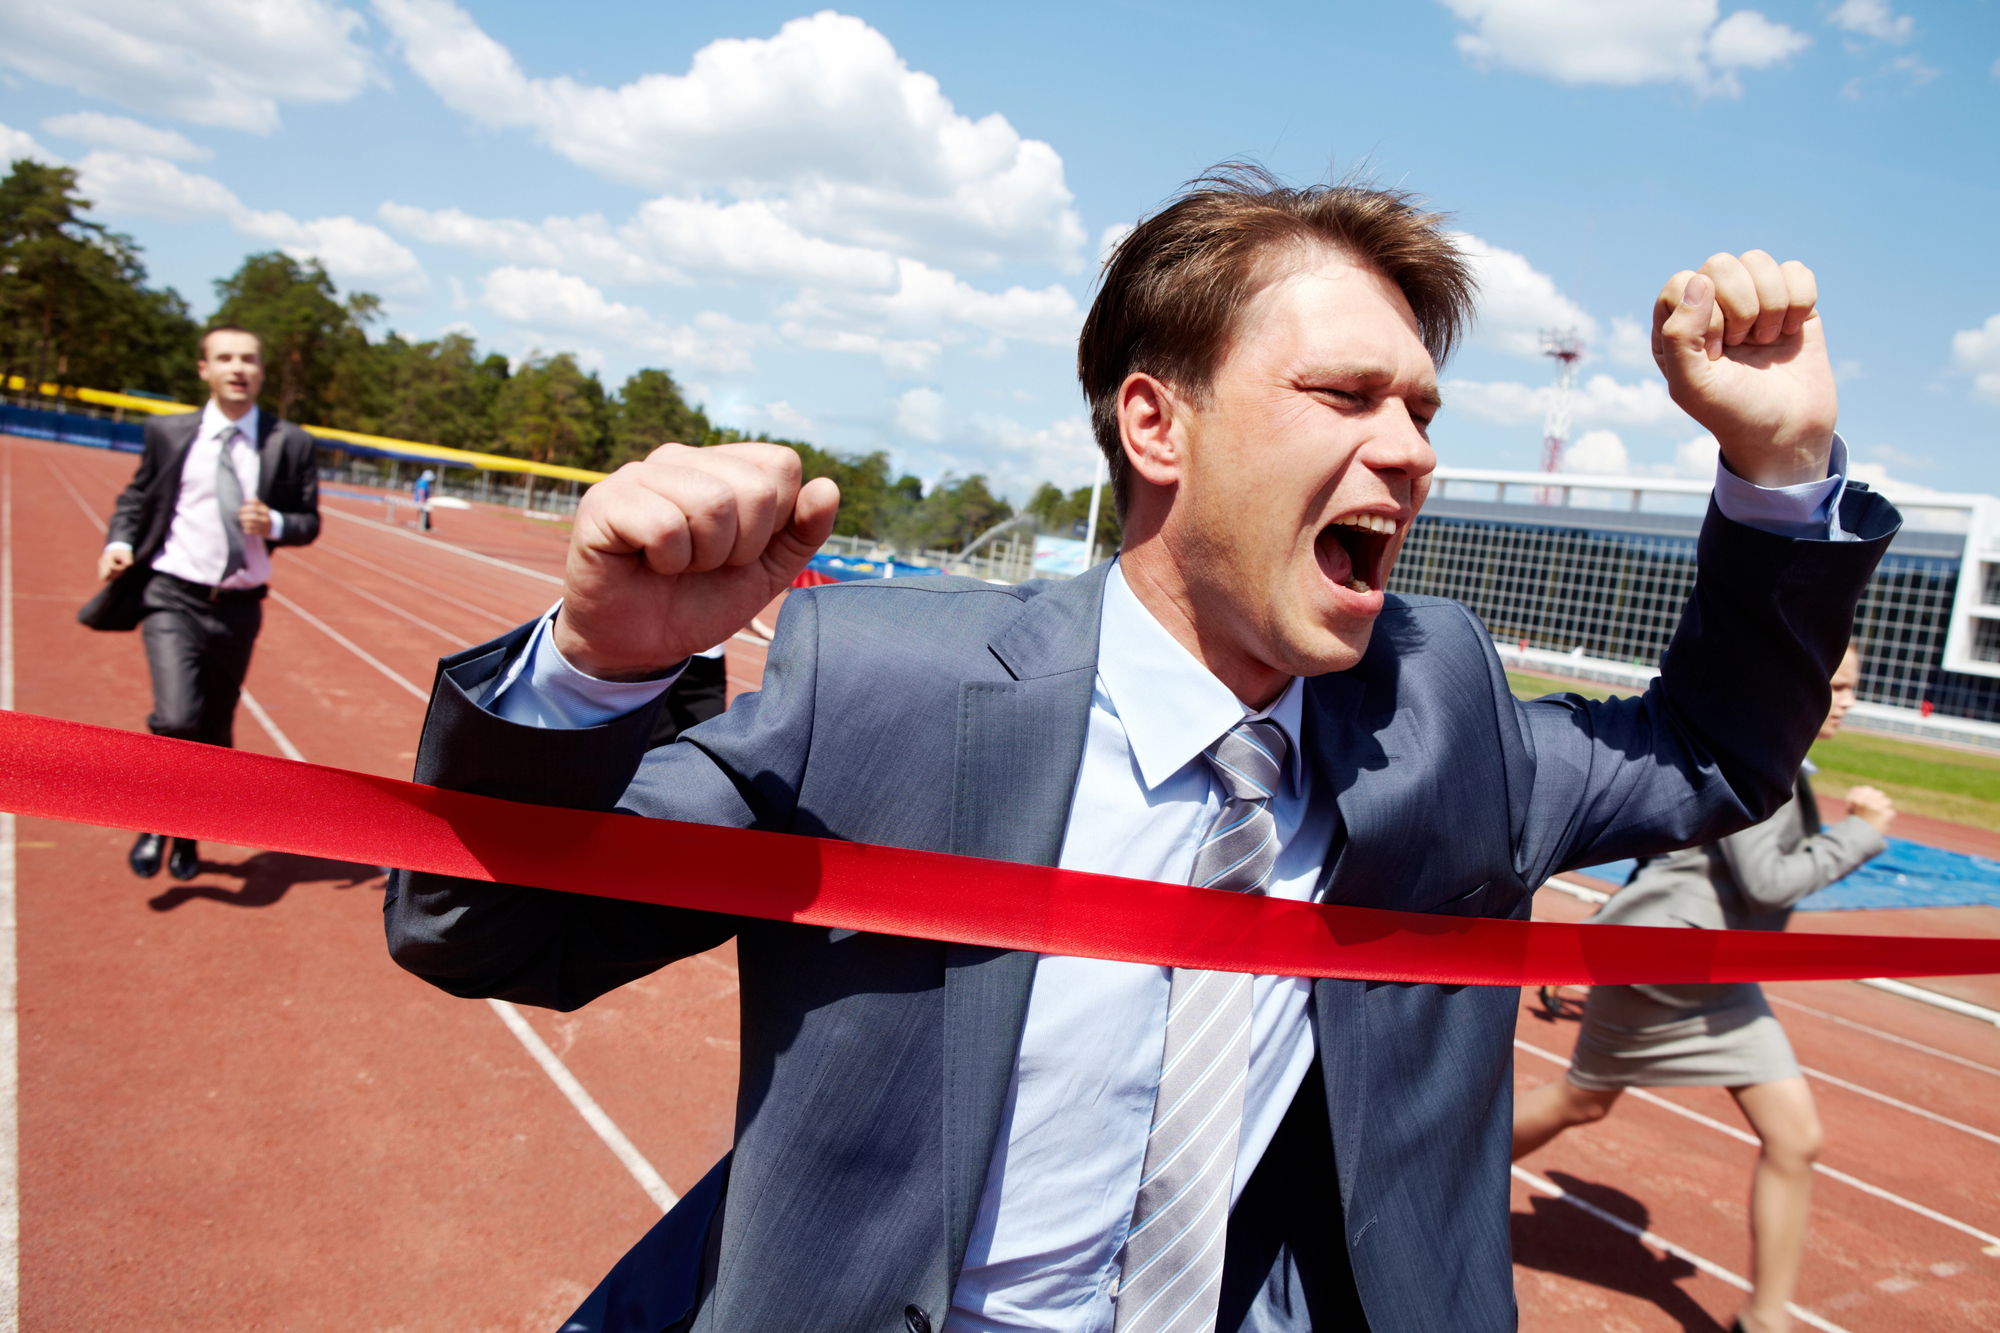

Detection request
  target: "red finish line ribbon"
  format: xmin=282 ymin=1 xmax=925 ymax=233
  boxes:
xmin=2 ymin=710 xmax=1995 ymax=986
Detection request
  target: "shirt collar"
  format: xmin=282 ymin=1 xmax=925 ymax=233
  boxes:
xmin=201 ymin=400 xmax=258 ymax=446
xmin=1096 ymin=559 xmax=1306 ymax=795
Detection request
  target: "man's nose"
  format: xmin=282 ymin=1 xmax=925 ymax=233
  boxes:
xmin=1362 ymin=400 xmax=1437 ymax=478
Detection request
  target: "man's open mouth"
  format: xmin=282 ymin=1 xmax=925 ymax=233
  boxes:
xmin=1317 ymin=513 xmax=1399 ymax=594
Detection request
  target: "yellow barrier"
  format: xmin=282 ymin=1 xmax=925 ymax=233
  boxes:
xmin=3 ymin=376 xmax=611 ymax=484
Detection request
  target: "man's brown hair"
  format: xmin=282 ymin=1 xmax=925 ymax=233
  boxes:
xmin=1077 ymin=164 xmax=1477 ymax=517
xmin=198 ymin=324 xmax=263 ymax=360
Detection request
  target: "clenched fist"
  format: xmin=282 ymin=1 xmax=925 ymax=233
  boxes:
xmin=1653 ymin=251 xmax=1837 ymax=489
xmin=552 ymin=442 xmax=840 ymax=681
xmin=1845 ymin=784 xmax=1897 ymax=836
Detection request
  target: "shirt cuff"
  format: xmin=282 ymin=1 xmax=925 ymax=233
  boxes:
xmin=486 ymin=603 xmax=684 ymax=729
xmin=1711 ymin=434 xmax=1856 ymax=541
xmin=267 ymin=510 xmax=285 ymax=541
xmin=103 ymin=541 xmax=133 ymax=555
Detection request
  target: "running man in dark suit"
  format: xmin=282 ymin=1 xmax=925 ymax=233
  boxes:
xmin=90 ymin=326 xmax=321 ymax=880
xmin=388 ymin=173 xmax=1897 ymax=1332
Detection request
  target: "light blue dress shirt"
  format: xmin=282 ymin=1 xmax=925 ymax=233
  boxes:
xmin=488 ymin=444 xmax=1845 ymax=1331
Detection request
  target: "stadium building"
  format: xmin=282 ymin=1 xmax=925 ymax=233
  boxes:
xmin=1398 ymin=467 xmax=2000 ymax=735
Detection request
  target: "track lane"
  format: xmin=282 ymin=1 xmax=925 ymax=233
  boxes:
xmin=20 ymin=434 xmax=2000 ymax=1330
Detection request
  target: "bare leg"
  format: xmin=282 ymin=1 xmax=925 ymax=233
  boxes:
xmin=1513 ymin=1079 xmax=1623 ymax=1160
xmin=1729 ymin=1076 xmax=1822 ymax=1333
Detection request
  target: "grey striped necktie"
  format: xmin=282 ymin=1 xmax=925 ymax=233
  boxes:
xmin=1113 ymin=716 xmax=1290 ymax=1333
xmin=216 ymin=426 xmax=246 ymax=583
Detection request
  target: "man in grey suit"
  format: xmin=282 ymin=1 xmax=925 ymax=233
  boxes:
xmin=85 ymin=325 xmax=321 ymax=881
xmin=386 ymin=172 xmax=1897 ymax=1332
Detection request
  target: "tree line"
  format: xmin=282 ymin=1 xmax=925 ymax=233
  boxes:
xmin=0 ymin=160 xmax=1120 ymax=554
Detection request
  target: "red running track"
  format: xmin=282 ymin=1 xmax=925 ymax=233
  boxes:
xmin=9 ymin=434 xmax=2000 ymax=1330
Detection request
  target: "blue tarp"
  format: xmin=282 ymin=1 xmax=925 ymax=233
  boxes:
xmin=1580 ymin=835 xmax=2000 ymax=911
xmin=1 ymin=403 xmax=146 ymax=452
xmin=805 ymin=553 xmax=945 ymax=582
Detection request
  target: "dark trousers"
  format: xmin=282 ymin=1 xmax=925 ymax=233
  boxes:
xmin=648 ymin=653 xmax=728 ymax=749
xmin=140 ymin=574 xmax=264 ymax=748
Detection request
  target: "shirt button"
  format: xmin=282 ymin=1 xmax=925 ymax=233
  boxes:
xmin=903 ymin=1305 xmax=931 ymax=1333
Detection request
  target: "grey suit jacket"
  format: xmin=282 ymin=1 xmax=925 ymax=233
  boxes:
xmin=1590 ymin=770 xmax=1887 ymax=1010
xmin=385 ymin=491 xmax=1898 ymax=1333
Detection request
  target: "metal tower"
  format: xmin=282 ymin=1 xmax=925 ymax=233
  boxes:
xmin=1538 ymin=329 xmax=1585 ymax=502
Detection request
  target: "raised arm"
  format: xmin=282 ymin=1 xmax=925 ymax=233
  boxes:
xmin=1508 ymin=252 xmax=1898 ymax=883
xmin=384 ymin=442 xmax=841 ymax=1009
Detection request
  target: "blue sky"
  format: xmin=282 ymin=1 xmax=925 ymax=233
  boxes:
xmin=2 ymin=0 xmax=1996 ymax=500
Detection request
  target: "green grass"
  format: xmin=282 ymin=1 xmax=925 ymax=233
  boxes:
xmin=1808 ymin=731 xmax=2000 ymax=832
xmin=1506 ymin=668 xmax=2000 ymax=832
xmin=1506 ymin=670 xmax=1621 ymax=702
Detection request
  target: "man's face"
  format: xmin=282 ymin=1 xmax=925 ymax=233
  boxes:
xmin=199 ymin=331 xmax=264 ymax=410
xmin=1155 ymin=249 xmax=1439 ymax=680
xmin=1820 ymin=646 xmax=1861 ymax=740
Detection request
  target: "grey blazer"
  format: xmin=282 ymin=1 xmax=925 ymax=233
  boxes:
xmin=1593 ymin=770 xmax=1888 ymax=936
xmin=385 ymin=492 xmax=1898 ymax=1333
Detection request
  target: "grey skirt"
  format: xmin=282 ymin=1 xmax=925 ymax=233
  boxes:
xmin=1566 ymin=981 xmax=1800 ymax=1091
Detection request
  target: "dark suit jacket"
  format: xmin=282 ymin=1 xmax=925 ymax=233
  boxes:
xmin=385 ymin=491 xmax=1897 ymax=1333
xmin=81 ymin=407 xmax=321 ymax=630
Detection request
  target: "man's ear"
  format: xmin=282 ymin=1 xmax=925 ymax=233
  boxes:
xmin=1118 ymin=372 xmax=1186 ymax=488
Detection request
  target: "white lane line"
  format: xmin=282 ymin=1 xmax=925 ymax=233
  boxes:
xmin=234 ymin=669 xmax=677 ymax=1215
xmin=1515 ymin=1039 xmax=2000 ymax=1253
xmin=1796 ymin=1063 xmax=2000 ymax=1147
xmin=309 ymin=543 xmax=516 ymax=627
xmin=486 ymin=999 xmax=677 ymax=1212
xmin=266 ymin=590 xmax=427 ymax=702
xmin=2 ymin=447 xmax=22 ymax=1330
xmin=290 ymin=560 xmax=472 ymax=648
xmin=1511 ymin=1165 xmax=1851 ymax=1333
xmin=321 ymin=505 xmax=563 ymax=586
xmin=1858 ymin=977 xmax=2000 ymax=1027
xmin=237 ymin=690 xmax=304 ymax=762
xmin=43 ymin=457 xmax=106 ymax=534
xmin=1543 ymin=875 xmax=1610 ymax=904
xmin=1768 ymin=994 xmax=2000 ymax=1080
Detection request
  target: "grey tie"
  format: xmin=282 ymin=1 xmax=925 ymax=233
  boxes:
xmin=216 ymin=427 xmax=246 ymax=583
xmin=1114 ymin=717 xmax=1289 ymax=1333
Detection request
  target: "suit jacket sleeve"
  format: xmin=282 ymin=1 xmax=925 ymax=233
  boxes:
xmin=383 ymin=592 xmax=824 ymax=1010
xmin=1507 ymin=487 xmax=1900 ymax=888
xmin=1718 ymin=808 xmax=1886 ymax=914
xmin=106 ymin=417 xmax=169 ymax=549
xmin=266 ymin=424 xmax=320 ymax=547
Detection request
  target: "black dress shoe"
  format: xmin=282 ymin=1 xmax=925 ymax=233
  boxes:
xmin=129 ymin=832 xmax=166 ymax=879
xmin=167 ymin=837 xmax=200 ymax=882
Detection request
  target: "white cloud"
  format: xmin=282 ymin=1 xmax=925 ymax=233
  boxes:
xmin=1097 ymin=221 xmax=1135 ymax=269
xmin=1606 ymin=315 xmax=1652 ymax=367
xmin=1562 ymin=429 xmax=1630 ymax=474
xmin=955 ymin=413 xmax=1099 ymax=496
xmin=1453 ymin=233 xmax=1598 ymax=358
xmin=739 ymin=400 xmax=812 ymax=438
xmin=372 ymin=0 xmax=1084 ymax=272
xmin=1671 ymin=433 xmax=1720 ymax=477
xmin=1445 ymin=372 xmax=1685 ymax=429
xmin=1705 ymin=10 xmax=1812 ymax=70
xmin=1441 ymin=0 xmax=1809 ymax=98
xmin=1829 ymin=0 xmax=1914 ymax=43
xmin=0 ymin=0 xmax=375 ymax=133
xmin=0 ymin=121 xmax=62 ymax=166
xmin=477 ymin=266 xmax=757 ymax=374
xmin=895 ymin=387 xmax=947 ymax=442
xmin=43 ymin=111 xmax=208 ymax=160
xmin=1953 ymin=313 xmax=2000 ymax=405
xmin=75 ymin=151 xmax=428 ymax=299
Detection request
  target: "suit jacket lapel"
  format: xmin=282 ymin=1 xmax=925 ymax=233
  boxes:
xmin=1300 ymin=667 xmax=1374 ymax=1215
xmin=255 ymin=410 xmax=285 ymax=501
xmin=940 ymin=561 xmax=1108 ymax=1281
